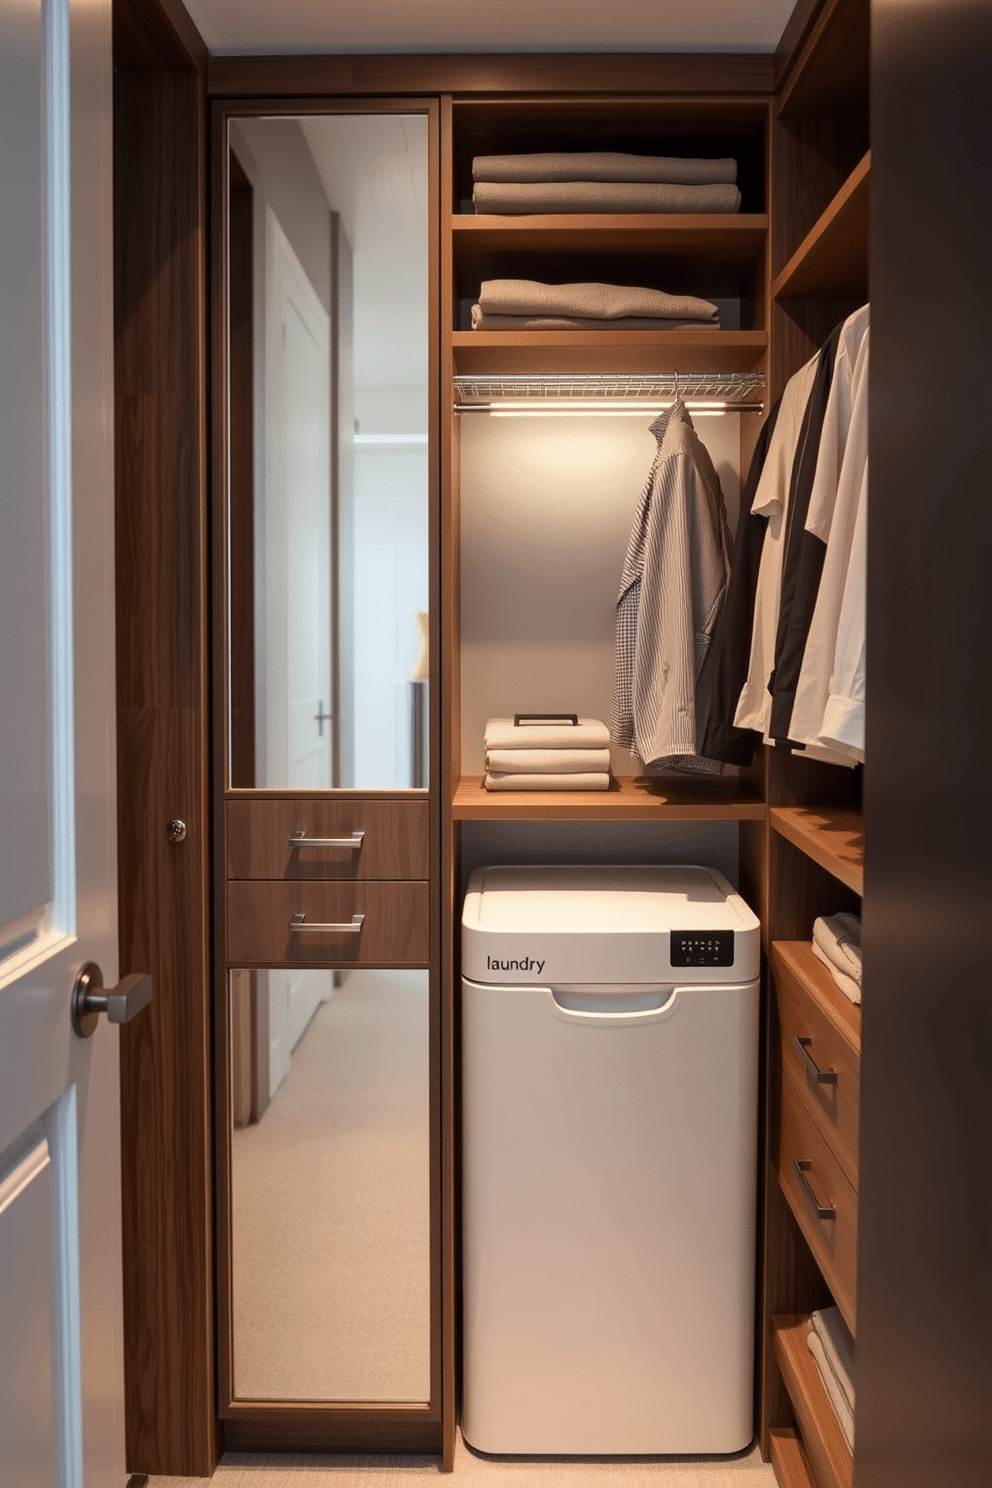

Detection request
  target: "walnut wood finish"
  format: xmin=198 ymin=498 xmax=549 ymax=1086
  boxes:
xmin=226 ymin=797 xmax=430 ymax=881
xmin=114 ymin=24 xmax=217 ymax=1472
xmin=452 ymin=329 xmax=768 ymax=376
xmin=772 ymin=943 xmax=861 ymax=1190
xmin=770 ymin=807 xmax=864 ymax=896
xmin=226 ymin=882 xmax=430 ymax=968
xmin=774 ymin=154 xmax=870 ymax=301
xmin=776 ymin=0 xmax=870 ymax=118
xmin=773 ymin=1315 xmax=853 ymax=1488
xmin=227 ymin=157 xmax=255 ymax=789
xmin=773 ymin=1076 xmax=858 ymax=1334
xmin=208 ymin=53 xmax=775 ymax=101
xmin=222 ymin=1413 xmax=441 ymax=1455
xmin=453 ymin=774 xmax=765 ymax=820
xmin=770 ymin=1427 xmax=819 ymax=1488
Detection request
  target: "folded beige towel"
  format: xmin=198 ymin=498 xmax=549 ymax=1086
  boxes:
xmin=473 ymin=180 xmax=742 ymax=215
xmin=486 ymin=748 xmax=612 ymax=774
xmin=476 ymin=280 xmax=720 ymax=324
xmin=484 ymin=717 xmax=611 ymax=750
xmin=484 ymin=772 xmax=611 ymax=792
xmin=813 ymin=912 xmax=862 ymax=982
xmin=807 ymin=1329 xmax=855 ymax=1453
xmin=813 ymin=942 xmax=861 ymax=1004
xmin=810 ymin=1307 xmax=856 ymax=1414
xmin=472 ymin=312 xmax=719 ymax=331
xmin=472 ymin=152 xmax=738 ymax=186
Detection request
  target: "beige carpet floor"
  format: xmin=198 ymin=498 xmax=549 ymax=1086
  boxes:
xmin=147 ymin=1429 xmax=777 ymax=1485
xmin=230 ymin=969 xmax=431 ymax=1402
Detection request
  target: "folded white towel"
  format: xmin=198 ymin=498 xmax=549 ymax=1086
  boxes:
xmin=810 ymin=1307 xmax=856 ymax=1414
xmin=484 ymin=717 xmax=611 ymax=750
xmin=813 ymin=942 xmax=862 ymax=1005
xmin=484 ymin=772 xmax=611 ymax=792
xmin=807 ymin=1329 xmax=855 ymax=1453
xmin=475 ymin=280 xmax=719 ymax=324
xmin=813 ymin=912 xmax=863 ymax=983
xmin=472 ymin=152 xmax=738 ymax=186
xmin=486 ymin=748 xmax=612 ymax=774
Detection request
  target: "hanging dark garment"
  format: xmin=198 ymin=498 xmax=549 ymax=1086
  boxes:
xmin=698 ymin=400 xmax=782 ymax=766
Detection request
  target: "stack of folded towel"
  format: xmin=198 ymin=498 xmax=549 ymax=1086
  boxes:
xmin=472 ymin=151 xmax=741 ymax=215
xmin=471 ymin=279 xmax=720 ymax=331
xmin=484 ymin=717 xmax=612 ymax=791
xmin=812 ymin=912 xmax=862 ymax=1005
xmin=806 ymin=1307 xmax=855 ymax=1453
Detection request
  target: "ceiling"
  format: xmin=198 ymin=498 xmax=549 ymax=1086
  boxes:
xmin=185 ymin=0 xmax=797 ymax=57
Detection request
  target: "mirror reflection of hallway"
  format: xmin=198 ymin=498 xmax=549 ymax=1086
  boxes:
xmin=227 ymin=113 xmax=430 ymax=790
xmin=229 ymin=967 xmax=431 ymax=1403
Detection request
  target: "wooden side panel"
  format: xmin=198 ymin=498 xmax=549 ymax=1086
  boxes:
xmin=114 ymin=64 xmax=216 ymax=1476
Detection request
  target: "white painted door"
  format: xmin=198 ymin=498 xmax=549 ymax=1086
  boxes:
xmin=261 ymin=212 xmax=333 ymax=1093
xmin=0 ymin=2 xmax=123 ymax=1486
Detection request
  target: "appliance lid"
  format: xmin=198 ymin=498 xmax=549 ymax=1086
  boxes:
xmin=470 ymin=864 xmax=750 ymax=933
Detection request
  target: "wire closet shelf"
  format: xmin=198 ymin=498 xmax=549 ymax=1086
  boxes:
xmin=453 ymin=370 xmax=765 ymax=414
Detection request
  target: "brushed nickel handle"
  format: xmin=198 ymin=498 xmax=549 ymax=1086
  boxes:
xmin=794 ymin=1035 xmax=838 ymax=1085
xmin=289 ymin=830 xmax=365 ymax=851
xmin=289 ymin=912 xmax=364 ymax=934
xmin=793 ymin=1158 xmax=836 ymax=1221
xmin=72 ymin=962 xmax=153 ymax=1040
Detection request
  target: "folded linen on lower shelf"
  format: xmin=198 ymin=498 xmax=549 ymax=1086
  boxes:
xmin=807 ymin=1307 xmax=856 ymax=1454
xmin=471 ymin=151 xmax=739 ymax=187
xmin=471 ymin=313 xmax=719 ymax=331
xmin=484 ymin=772 xmax=611 ymax=792
xmin=474 ymin=279 xmax=720 ymax=325
xmin=473 ymin=179 xmax=742 ymax=214
xmin=812 ymin=912 xmax=863 ymax=1005
xmin=484 ymin=717 xmax=611 ymax=750
xmin=486 ymin=748 xmax=612 ymax=774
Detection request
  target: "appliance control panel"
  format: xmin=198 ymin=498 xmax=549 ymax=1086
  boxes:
xmin=670 ymin=930 xmax=735 ymax=968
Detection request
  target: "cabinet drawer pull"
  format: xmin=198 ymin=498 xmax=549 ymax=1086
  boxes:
xmin=289 ymin=912 xmax=365 ymax=934
xmin=792 ymin=1158 xmax=836 ymax=1221
xmin=794 ymin=1035 xmax=838 ymax=1085
xmin=289 ymin=830 xmax=365 ymax=851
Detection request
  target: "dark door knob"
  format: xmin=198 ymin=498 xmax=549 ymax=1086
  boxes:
xmin=71 ymin=962 xmax=153 ymax=1039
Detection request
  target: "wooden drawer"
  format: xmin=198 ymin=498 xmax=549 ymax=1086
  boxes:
xmin=774 ymin=1069 xmax=858 ymax=1335
xmin=226 ymin=797 xmax=429 ymax=881
xmin=772 ymin=942 xmax=860 ymax=1190
xmin=227 ymin=881 xmax=430 ymax=967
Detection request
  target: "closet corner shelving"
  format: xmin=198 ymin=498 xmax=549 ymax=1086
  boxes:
xmin=770 ymin=805 xmax=864 ymax=895
xmin=772 ymin=1316 xmax=854 ymax=1488
xmin=772 ymin=152 xmax=870 ymax=302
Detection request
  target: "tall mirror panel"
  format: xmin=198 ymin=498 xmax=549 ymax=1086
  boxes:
xmin=227 ymin=113 xmax=430 ymax=791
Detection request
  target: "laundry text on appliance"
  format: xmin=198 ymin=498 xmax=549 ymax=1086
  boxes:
xmin=487 ymin=955 xmax=545 ymax=976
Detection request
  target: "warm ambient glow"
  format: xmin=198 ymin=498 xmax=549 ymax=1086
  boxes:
xmin=468 ymin=399 xmax=736 ymax=418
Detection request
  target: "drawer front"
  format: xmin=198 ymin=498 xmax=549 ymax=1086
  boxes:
xmin=774 ymin=1066 xmax=858 ymax=1335
xmin=772 ymin=943 xmax=860 ymax=1190
xmin=227 ymin=881 xmax=430 ymax=966
xmin=226 ymin=798 xmax=429 ymax=881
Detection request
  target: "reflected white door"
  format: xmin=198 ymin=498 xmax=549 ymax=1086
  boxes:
xmin=262 ymin=212 xmax=333 ymax=1091
xmin=0 ymin=1 xmax=123 ymax=1486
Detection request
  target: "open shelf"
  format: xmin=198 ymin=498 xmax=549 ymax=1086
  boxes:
xmin=774 ymin=154 xmax=869 ymax=300
xmin=453 ymin=774 xmax=765 ymax=821
xmin=770 ymin=1427 xmax=818 ymax=1488
xmin=771 ymin=806 xmax=863 ymax=894
xmin=451 ymin=329 xmax=767 ymax=375
xmin=777 ymin=0 xmax=870 ymax=119
xmin=773 ymin=1315 xmax=854 ymax=1488
xmin=774 ymin=940 xmax=861 ymax=1050
xmin=452 ymin=213 xmax=768 ymax=277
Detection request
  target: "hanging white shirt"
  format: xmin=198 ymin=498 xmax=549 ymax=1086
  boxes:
xmin=732 ymin=354 xmax=818 ymax=736
xmin=815 ymin=460 xmax=867 ymax=760
xmin=789 ymin=314 xmax=870 ymax=757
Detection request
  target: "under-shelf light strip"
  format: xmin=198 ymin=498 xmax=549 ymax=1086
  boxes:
xmin=456 ymin=400 xmax=763 ymax=417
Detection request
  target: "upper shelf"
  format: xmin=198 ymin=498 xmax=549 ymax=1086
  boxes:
xmin=777 ymin=0 xmax=870 ymax=119
xmin=453 ymin=774 xmax=765 ymax=822
xmin=771 ymin=805 xmax=864 ymax=895
xmin=451 ymin=329 xmax=768 ymax=376
xmin=773 ymin=154 xmax=870 ymax=300
xmin=451 ymin=214 xmax=768 ymax=278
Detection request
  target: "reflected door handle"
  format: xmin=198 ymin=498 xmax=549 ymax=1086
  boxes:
xmin=72 ymin=962 xmax=153 ymax=1039
xmin=289 ymin=830 xmax=365 ymax=851
xmin=290 ymin=912 xmax=365 ymax=934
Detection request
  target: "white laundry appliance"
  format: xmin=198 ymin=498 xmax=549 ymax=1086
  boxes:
xmin=461 ymin=863 xmax=761 ymax=1456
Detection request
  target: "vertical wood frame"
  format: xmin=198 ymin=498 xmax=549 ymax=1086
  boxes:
xmin=209 ymin=94 xmax=444 ymax=1456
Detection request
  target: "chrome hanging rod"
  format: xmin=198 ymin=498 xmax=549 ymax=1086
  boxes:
xmin=453 ymin=370 xmax=764 ymax=415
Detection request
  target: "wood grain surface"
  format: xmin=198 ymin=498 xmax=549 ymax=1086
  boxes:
xmin=773 ymin=1315 xmax=854 ymax=1488
xmin=226 ymin=798 xmax=430 ymax=881
xmin=114 ymin=54 xmax=216 ymax=1476
xmin=774 ymin=153 xmax=870 ymax=301
xmin=772 ymin=941 xmax=861 ymax=1189
xmin=226 ymin=881 xmax=431 ymax=967
xmin=769 ymin=1426 xmax=818 ymax=1488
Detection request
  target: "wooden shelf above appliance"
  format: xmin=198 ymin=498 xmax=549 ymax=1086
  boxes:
xmin=770 ymin=806 xmax=864 ymax=894
xmin=453 ymin=774 xmax=766 ymax=821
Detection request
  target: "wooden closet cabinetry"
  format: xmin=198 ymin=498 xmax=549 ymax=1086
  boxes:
xmin=761 ymin=3 xmax=870 ymax=1486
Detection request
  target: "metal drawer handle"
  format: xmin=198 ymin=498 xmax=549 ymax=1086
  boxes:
xmin=793 ymin=1158 xmax=836 ymax=1221
xmin=290 ymin=912 xmax=365 ymax=934
xmin=289 ymin=830 xmax=365 ymax=850
xmin=794 ymin=1035 xmax=838 ymax=1085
